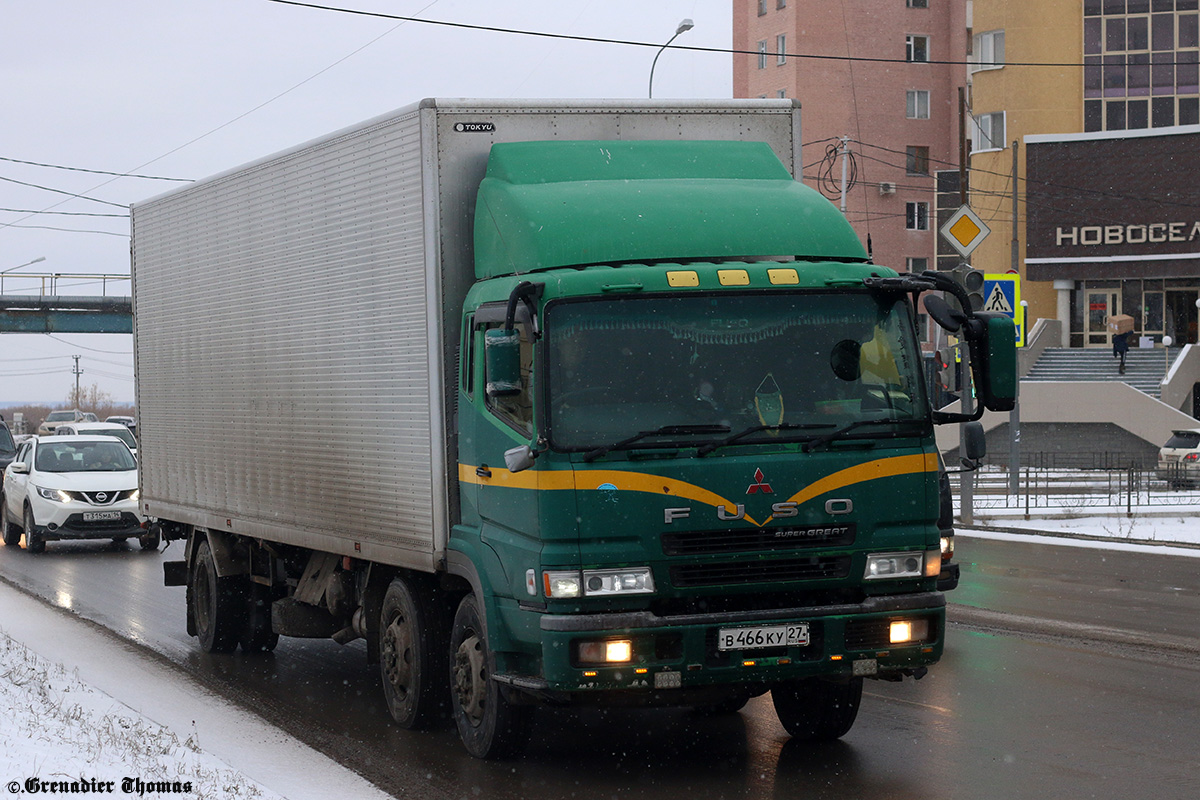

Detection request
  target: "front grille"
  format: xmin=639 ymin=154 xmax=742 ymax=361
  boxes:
xmin=669 ymin=555 xmax=852 ymax=588
xmin=61 ymin=512 xmax=142 ymax=532
xmin=63 ymin=489 xmax=136 ymax=505
xmin=663 ymin=524 xmax=855 ymax=556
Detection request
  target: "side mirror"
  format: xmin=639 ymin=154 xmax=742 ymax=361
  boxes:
xmin=504 ymin=445 xmax=537 ymax=473
xmin=963 ymin=421 xmax=986 ymax=461
xmin=484 ymin=329 xmax=522 ymax=397
xmin=965 ymin=313 xmax=1017 ymax=412
xmin=924 ymin=294 xmax=965 ymax=333
xmin=11 ymin=462 xmax=28 ymax=475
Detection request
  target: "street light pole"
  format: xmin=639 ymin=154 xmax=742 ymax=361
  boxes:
xmin=1 ymin=255 xmax=46 ymax=275
xmin=648 ymin=19 xmax=694 ymax=98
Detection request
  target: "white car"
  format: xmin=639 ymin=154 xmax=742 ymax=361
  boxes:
xmin=2 ymin=435 xmax=150 ymax=553
xmin=1157 ymin=428 xmax=1200 ymax=489
xmin=55 ymin=421 xmax=138 ymax=459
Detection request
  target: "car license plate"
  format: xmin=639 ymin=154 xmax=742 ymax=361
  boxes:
xmin=717 ymin=623 xmax=809 ymax=651
xmin=83 ymin=511 xmax=121 ymax=522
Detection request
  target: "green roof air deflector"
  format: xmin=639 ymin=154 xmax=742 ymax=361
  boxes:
xmin=473 ymin=140 xmax=867 ymax=279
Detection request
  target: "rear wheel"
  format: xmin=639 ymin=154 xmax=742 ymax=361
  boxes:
xmin=771 ymin=677 xmax=862 ymax=741
xmin=449 ymin=594 xmax=531 ymax=759
xmin=189 ymin=538 xmax=245 ymax=653
xmin=23 ymin=507 xmax=45 ymax=554
xmin=239 ymin=583 xmax=279 ymax=653
xmin=379 ymin=576 xmax=448 ymax=729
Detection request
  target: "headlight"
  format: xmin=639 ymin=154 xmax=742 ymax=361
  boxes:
xmin=864 ymin=551 xmax=941 ymax=580
xmin=543 ymin=567 xmax=656 ymax=598
xmin=130 ymin=489 xmax=139 ymax=503
xmin=35 ymin=486 xmax=71 ymax=503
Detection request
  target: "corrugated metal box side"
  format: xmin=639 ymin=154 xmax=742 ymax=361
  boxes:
xmin=132 ymin=107 xmax=442 ymax=571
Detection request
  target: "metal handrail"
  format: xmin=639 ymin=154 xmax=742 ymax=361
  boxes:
xmin=0 ymin=272 xmax=131 ymax=297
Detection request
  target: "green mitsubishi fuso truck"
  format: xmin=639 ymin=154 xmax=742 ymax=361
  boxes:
xmin=131 ymin=99 xmax=1014 ymax=758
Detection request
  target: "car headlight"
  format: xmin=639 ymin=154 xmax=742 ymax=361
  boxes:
xmin=543 ymin=567 xmax=656 ymax=598
xmin=35 ymin=486 xmax=71 ymax=503
xmin=864 ymin=551 xmax=941 ymax=580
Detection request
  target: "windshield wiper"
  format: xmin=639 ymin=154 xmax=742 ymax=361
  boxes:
xmin=582 ymin=424 xmax=731 ymax=462
xmin=696 ymin=423 xmax=837 ymax=456
xmin=801 ymin=418 xmax=925 ymax=453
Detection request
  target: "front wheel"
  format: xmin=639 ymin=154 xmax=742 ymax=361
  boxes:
xmin=2 ymin=497 xmax=22 ymax=547
xmin=379 ymin=575 xmax=448 ymax=728
xmin=771 ymin=677 xmax=862 ymax=741
xmin=449 ymin=594 xmax=531 ymax=759
xmin=23 ymin=507 xmax=45 ymax=554
xmin=139 ymin=529 xmax=161 ymax=551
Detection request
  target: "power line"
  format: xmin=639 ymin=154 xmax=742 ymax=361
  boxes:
xmin=0 ymin=156 xmax=189 ymax=182
xmin=266 ymin=0 xmax=1200 ymax=69
xmin=1 ymin=224 xmax=127 ymax=237
xmin=0 ymin=174 xmax=128 ymax=209
xmin=0 ymin=207 xmax=129 ymax=218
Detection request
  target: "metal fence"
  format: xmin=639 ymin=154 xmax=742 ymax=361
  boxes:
xmin=949 ymin=464 xmax=1199 ymax=515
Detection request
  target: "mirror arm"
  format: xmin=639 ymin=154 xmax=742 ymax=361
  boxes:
xmin=504 ymin=281 xmax=544 ymax=338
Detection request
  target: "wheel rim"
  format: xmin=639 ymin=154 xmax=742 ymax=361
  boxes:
xmin=381 ymin=612 xmax=415 ymax=705
xmin=453 ymin=632 xmax=487 ymax=727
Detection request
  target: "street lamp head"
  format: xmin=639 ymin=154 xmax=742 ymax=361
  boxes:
xmin=676 ymin=18 xmax=694 ymax=35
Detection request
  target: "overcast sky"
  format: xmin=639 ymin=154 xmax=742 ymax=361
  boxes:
xmin=1 ymin=0 xmax=734 ymax=405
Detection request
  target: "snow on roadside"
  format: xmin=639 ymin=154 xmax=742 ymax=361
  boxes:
xmin=0 ymin=629 xmax=281 ymax=799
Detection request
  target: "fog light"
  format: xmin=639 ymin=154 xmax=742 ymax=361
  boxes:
xmin=889 ymin=619 xmax=930 ymax=644
xmin=577 ymin=639 xmax=633 ymax=664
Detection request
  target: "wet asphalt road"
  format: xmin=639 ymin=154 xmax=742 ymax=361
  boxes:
xmin=0 ymin=533 xmax=1197 ymax=800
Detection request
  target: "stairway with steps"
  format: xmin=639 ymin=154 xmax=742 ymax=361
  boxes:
xmin=1023 ymin=347 xmax=1173 ymax=397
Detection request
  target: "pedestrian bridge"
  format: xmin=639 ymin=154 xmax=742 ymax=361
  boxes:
xmin=0 ymin=294 xmax=132 ymax=333
xmin=0 ymin=272 xmax=131 ymax=333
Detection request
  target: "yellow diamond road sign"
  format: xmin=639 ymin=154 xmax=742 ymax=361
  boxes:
xmin=940 ymin=205 xmax=991 ymax=258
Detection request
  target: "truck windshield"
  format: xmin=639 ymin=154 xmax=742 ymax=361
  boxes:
xmin=546 ymin=292 xmax=928 ymax=451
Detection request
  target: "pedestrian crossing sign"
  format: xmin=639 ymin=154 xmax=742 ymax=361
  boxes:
xmin=983 ymin=273 xmax=1024 ymax=347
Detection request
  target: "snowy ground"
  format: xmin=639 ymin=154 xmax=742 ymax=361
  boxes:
xmin=0 ymin=580 xmax=393 ymax=800
xmin=1 ymin=506 xmax=1197 ymax=799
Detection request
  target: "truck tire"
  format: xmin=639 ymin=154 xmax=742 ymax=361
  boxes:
xmin=449 ymin=594 xmax=531 ymax=759
xmin=771 ymin=677 xmax=862 ymax=741
xmin=24 ymin=507 xmax=45 ymax=554
xmin=379 ymin=576 xmax=447 ymax=729
xmin=139 ymin=530 xmax=161 ymax=550
xmin=189 ymin=538 xmax=245 ymax=653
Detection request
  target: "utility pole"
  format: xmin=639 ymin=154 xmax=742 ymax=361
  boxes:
xmin=1009 ymin=141 xmax=1022 ymax=495
xmin=957 ymin=86 xmax=974 ymax=525
xmin=72 ymin=355 xmax=83 ymax=408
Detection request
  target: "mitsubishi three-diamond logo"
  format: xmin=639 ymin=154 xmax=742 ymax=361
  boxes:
xmin=746 ymin=468 xmax=773 ymax=495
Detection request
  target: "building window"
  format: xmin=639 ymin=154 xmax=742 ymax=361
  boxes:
xmin=906 ymin=90 xmax=931 ymax=119
xmin=757 ymin=40 xmax=768 ymax=69
xmin=972 ymin=111 xmax=1007 ymax=150
xmin=777 ymin=0 xmax=787 ymax=8
xmin=758 ymin=0 xmax=768 ymax=16
xmin=906 ymin=146 xmax=930 ymax=174
xmin=777 ymin=89 xmax=788 ymax=98
xmin=907 ymin=0 xmax=929 ymax=7
xmin=777 ymin=34 xmax=787 ymax=64
xmin=906 ymin=35 xmax=930 ymax=62
xmin=907 ymin=257 xmax=929 ymax=272
xmin=1082 ymin=2 xmax=1199 ymax=131
xmin=906 ymin=203 xmax=930 ymax=231
xmin=971 ymin=30 xmax=1006 ymax=72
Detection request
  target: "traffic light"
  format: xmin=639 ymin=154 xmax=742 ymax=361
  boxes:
xmin=948 ymin=264 xmax=985 ymax=312
xmin=936 ymin=346 xmax=959 ymax=393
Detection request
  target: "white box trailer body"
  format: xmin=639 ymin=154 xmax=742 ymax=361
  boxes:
xmin=131 ymin=98 xmax=804 ymax=574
